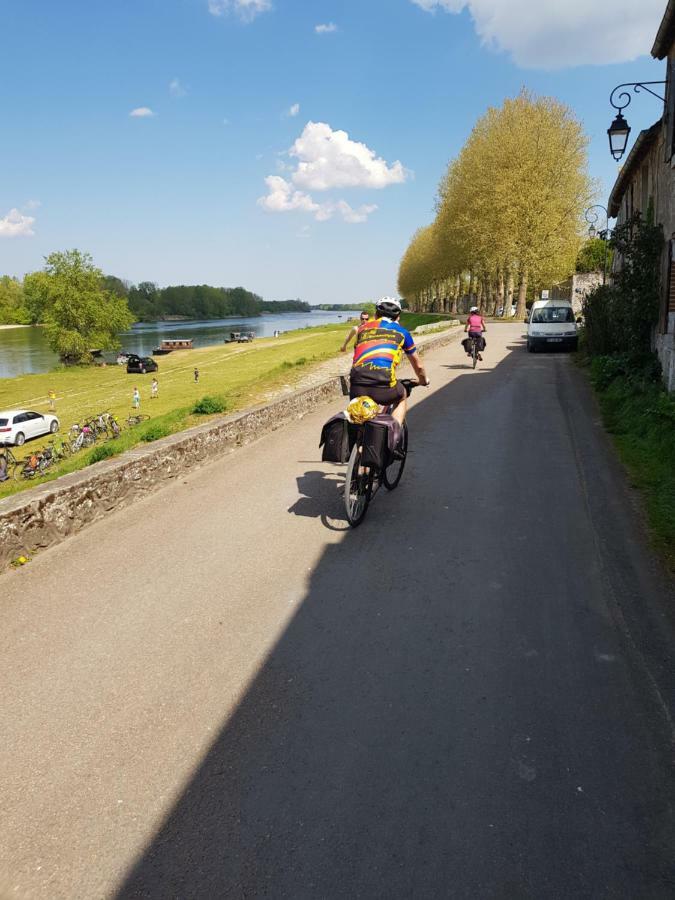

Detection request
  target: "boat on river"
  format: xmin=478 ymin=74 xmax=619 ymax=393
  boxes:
xmin=152 ymin=338 xmax=194 ymax=355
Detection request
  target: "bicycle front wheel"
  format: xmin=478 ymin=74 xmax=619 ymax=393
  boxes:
xmin=383 ymin=422 xmax=408 ymax=490
xmin=344 ymin=444 xmax=373 ymax=527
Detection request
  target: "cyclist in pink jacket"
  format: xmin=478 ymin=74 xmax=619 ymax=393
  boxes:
xmin=464 ymin=306 xmax=487 ymax=360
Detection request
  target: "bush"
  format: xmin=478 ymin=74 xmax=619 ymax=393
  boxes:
xmin=192 ymin=395 xmax=227 ymax=415
xmin=583 ymin=215 xmax=663 ymax=358
xmin=87 ymin=443 xmax=119 ymax=464
xmin=140 ymin=422 xmax=173 ymax=442
xmin=590 ymin=354 xmax=661 ymax=391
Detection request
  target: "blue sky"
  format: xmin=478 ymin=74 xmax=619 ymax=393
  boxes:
xmin=0 ymin=0 xmax=668 ymax=303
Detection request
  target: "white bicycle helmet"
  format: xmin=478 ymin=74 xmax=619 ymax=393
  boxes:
xmin=376 ymin=296 xmax=403 ymax=316
xmin=470 ymin=306 xmax=479 ymax=313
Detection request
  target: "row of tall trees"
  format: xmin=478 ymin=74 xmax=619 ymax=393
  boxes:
xmin=398 ymin=91 xmax=595 ymax=318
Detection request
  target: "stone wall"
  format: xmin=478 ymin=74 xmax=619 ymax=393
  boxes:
xmin=0 ymin=327 xmax=463 ymax=569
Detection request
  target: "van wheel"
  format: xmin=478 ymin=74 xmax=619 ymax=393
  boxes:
xmin=15 ymin=432 xmax=25 ymax=446
xmin=528 ymin=342 xmax=536 ymax=353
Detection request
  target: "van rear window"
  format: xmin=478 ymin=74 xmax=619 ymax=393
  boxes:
xmin=532 ymin=307 xmax=574 ymax=324
xmin=0 ymin=418 xmax=7 ymax=426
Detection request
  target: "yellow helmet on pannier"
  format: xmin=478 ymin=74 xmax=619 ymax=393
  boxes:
xmin=347 ymin=395 xmax=379 ymax=424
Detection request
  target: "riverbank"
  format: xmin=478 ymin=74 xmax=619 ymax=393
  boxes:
xmin=0 ymin=315 xmax=456 ymax=500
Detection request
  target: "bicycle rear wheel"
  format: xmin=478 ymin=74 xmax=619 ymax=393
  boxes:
xmin=383 ymin=422 xmax=408 ymax=490
xmin=344 ymin=444 xmax=373 ymax=527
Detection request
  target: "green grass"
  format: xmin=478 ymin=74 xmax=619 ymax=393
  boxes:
xmin=0 ymin=322 xmax=351 ymax=499
xmin=400 ymin=312 xmax=456 ymax=331
xmin=591 ymin=366 xmax=675 ymax=569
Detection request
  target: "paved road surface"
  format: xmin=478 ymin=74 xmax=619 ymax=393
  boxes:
xmin=2 ymin=323 xmax=675 ymax=898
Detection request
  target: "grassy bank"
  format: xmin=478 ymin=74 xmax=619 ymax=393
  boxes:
xmin=0 ymin=323 xmax=352 ymax=499
xmin=589 ymin=357 xmax=675 ymax=569
xmin=0 ymin=315 xmax=457 ymax=499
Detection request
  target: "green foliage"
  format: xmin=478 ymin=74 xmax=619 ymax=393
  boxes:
xmin=593 ymin=371 xmax=675 ymax=567
xmin=582 ymin=216 xmax=664 ymax=358
xmin=87 ymin=443 xmax=120 ymax=464
xmin=24 ymin=250 xmax=135 ymax=364
xmin=140 ymin=422 xmax=173 ymax=442
xmin=0 ymin=276 xmax=30 ymax=325
xmin=590 ymin=353 xmax=661 ymax=391
xmin=576 ymin=238 xmax=613 ymax=274
xmin=192 ymin=395 xmax=227 ymax=415
xmin=125 ymin=283 xmax=304 ymax=321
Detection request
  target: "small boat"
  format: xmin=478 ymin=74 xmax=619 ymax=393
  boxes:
xmin=153 ymin=338 xmax=194 ymax=355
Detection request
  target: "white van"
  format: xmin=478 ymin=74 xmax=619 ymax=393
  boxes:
xmin=526 ymin=299 xmax=578 ymax=353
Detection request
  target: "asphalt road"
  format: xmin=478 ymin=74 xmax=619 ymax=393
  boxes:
xmin=2 ymin=323 xmax=675 ymax=899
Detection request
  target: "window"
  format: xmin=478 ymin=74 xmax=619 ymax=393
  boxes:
xmin=0 ymin=419 xmax=7 ymax=427
xmin=531 ymin=307 xmax=575 ymax=324
xmin=25 ymin=412 xmax=41 ymax=421
xmin=641 ymin=164 xmax=650 ymax=214
xmin=12 ymin=414 xmax=26 ymax=424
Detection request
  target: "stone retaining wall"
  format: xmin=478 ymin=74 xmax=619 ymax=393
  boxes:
xmin=0 ymin=327 xmax=462 ymax=569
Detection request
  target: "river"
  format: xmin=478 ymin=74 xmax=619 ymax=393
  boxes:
xmin=0 ymin=311 xmax=359 ymax=379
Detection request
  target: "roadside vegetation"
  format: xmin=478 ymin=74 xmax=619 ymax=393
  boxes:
xmin=589 ymin=356 xmax=675 ymax=568
xmin=580 ymin=215 xmax=674 ymax=567
xmin=397 ymin=90 xmax=594 ymax=316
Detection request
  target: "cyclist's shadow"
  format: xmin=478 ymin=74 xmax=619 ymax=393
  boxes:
xmin=288 ymin=468 xmax=349 ymax=531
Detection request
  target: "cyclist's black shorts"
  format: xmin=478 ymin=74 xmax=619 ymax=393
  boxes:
xmin=349 ymin=380 xmax=405 ymax=405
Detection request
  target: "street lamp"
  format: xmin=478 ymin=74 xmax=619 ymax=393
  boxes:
xmin=607 ymin=112 xmax=631 ymax=161
xmin=607 ymin=81 xmax=665 ymax=161
xmin=584 ymin=205 xmax=610 ymax=284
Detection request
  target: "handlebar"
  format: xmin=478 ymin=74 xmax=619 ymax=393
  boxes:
xmin=400 ymin=378 xmax=429 ymax=397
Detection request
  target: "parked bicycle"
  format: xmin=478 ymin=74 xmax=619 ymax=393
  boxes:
xmin=14 ymin=448 xmax=53 ymax=481
xmin=126 ymin=414 xmax=150 ymax=427
xmin=344 ymin=379 xmax=421 ymax=527
xmin=0 ymin=445 xmax=19 ymax=482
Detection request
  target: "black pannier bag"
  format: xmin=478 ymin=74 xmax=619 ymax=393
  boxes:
xmin=320 ymin=413 xmax=350 ymax=463
xmin=361 ymin=414 xmax=402 ymax=468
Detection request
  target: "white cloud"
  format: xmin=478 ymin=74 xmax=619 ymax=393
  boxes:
xmin=129 ymin=107 xmax=155 ymax=117
xmin=169 ymin=77 xmax=187 ymax=98
xmin=258 ymin=176 xmax=320 ymax=214
xmin=257 ymin=178 xmax=379 ymax=224
xmin=315 ymin=22 xmax=338 ymax=33
xmin=0 ymin=208 xmax=35 ymax=238
xmin=208 ymin=0 xmax=271 ymax=22
xmin=258 ymin=122 xmax=405 ymax=224
xmin=410 ymin=0 xmax=664 ymax=68
xmin=289 ymin=121 xmax=407 ymax=191
xmin=288 ymin=102 xmax=300 ymax=117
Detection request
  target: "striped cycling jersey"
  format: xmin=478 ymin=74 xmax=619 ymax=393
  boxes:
xmin=350 ymin=317 xmax=416 ymax=388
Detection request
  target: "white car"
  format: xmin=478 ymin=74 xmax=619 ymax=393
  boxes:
xmin=0 ymin=409 xmax=60 ymax=446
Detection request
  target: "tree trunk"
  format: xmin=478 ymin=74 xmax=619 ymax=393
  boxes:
xmin=506 ymin=270 xmax=514 ymax=316
xmin=516 ymin=271 xmax=528 ymax=319
xmin=450 ymin=275 xmax=459 ymax=316
xmin=496 ymin=270 xmax=505 ymax=317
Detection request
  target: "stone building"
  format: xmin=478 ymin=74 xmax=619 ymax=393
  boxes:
xmin=606 ymin=0 xmax=675 ymax=391
xmin=551 ymin=273 xmax=604 ymax=314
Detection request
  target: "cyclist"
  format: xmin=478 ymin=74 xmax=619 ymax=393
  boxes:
xmin=464 ymin=306 xmax=487 ymax=360
xmin=340 ymin=310 xmax=371 ymax=353
xmin=349 ymin=297 xmax=429 ymax=426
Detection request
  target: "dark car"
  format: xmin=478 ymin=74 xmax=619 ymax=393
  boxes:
xmin=126 ymin=355 xmax=158 ymax=374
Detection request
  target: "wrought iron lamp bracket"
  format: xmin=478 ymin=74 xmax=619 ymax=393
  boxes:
xmin=610 ymin=81 xmax=666 ymax=112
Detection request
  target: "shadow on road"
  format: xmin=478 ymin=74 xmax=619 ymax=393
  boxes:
xmin=116 ymin=340 xmax=675 ymax=898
